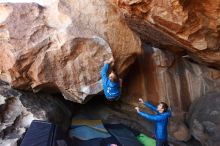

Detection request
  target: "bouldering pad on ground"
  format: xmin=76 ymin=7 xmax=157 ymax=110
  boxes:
xmin=137 ymin=133 xmax=156 ymax=146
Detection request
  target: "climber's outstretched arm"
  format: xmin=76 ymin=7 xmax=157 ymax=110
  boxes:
xmin=138 ymin=98 xmax=157 ymax=112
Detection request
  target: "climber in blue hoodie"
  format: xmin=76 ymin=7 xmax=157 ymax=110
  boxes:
xmin=135 ymin=98 xmax=171 ymax=146
xmin=101 ymin=57 xmax=121 ymax=101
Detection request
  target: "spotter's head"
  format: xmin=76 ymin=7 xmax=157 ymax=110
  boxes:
xmin=157 ymin=102 xmax=168 ymax=113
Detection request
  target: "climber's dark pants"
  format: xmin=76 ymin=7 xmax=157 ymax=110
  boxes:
xmin=156 ymin=139 xmax=169 ymax=146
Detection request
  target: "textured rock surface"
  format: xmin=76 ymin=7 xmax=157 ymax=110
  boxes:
xmin=169 ymin=119 xmax=191 ymax=141
xmin=0 ymin=0 xmax=220 ymax=145
xmin=188 ymin=92 xmax=220 ymax=146
xmin=0 ymin=81 xmax=72 ymax=146
xmin=123 ymin=44 xmax=220 ymax=109
xmin=123 ymin=44 xmax=220 ymax=142
xmin=0 ymin=0 xmax=141 ymax=103
xmin=111 ymin=0 xmax=220 ymax=66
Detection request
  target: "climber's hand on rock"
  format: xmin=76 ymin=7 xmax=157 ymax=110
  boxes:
xmin=109 ymin=57 xmax=114 ymax=63
xmin=105 ymin=57 xmax=114 ymax=65
xmin=135 ymin=107 xmax=140 ymax=113
xmin=139 ymin=98 xmax=144 ymax=104
xmin=109 ymin=57 xmax=115 ymax=67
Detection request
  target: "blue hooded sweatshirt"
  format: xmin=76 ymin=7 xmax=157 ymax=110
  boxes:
xmin=101 ymin=63 xmax=120 ymax=100
xmin=138 ymin=102 xmax=171 ymax=141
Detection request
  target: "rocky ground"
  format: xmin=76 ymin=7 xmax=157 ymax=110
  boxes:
xmin=0 ymin=0 xmax=220 ymax=146
xmin=73 ymin=96 xmax=202 ymax=146
xmin=0 ymin=81 xmax=72 ymax=146
xmin=0 ymin=81 xmax=204 ymax=146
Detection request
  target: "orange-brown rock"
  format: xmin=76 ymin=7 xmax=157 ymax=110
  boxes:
xmin=124 ymin=44 xmax=220 ymax=109
xmin=111 ymin=0 xmax=220 ymax=66
xmin=0 ymin=0 xmax=141 ymax=103
xmin=123 ymin=44 xmax=220 ymax=144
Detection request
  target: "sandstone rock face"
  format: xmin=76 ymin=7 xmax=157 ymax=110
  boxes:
xmin=123 ymin=44 xmax=220 ymax=143
xmin=124 ymin=44 xmax=220 ymax=111
xmin=0 ymin=0 xmax=141 ymax=103
xmin=169 ymin=119 xmax=191 ymax=141
xmin=0 ymin=81 xmax=72 ymax=146
xmin=188 ymin=92 xmax=220 ymax=146
xmin=111 ymin=0 xmax=220 ymax=66
xmin=0 ymin=0 xmax=220 ymax=145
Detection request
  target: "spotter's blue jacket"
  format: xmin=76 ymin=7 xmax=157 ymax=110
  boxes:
xmin=138 ymin=102 xmax=171 ymax=140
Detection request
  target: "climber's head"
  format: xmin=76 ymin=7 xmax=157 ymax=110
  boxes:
xmin=157 ymin=102 xmax=168 ymax=113
xmin=109 ymin=69 xmax=119 ymax=82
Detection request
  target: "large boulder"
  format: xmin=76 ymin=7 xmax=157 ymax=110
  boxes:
xmin=187 ymin=92 xmax=220 ymax=146
xmin=112 ymin=0 xmax=220 ymax=67
xmin=123 ymin=44 xmax=220 ymax=113
xmin=0 ymin=81 xmax=72 ymax=146
xmin=0 ymin=0 xmax=141 ymax=103
xmin=122 ymin=44 xmax=220 ymax=143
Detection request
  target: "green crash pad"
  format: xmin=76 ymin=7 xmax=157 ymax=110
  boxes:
xmin=137 ymin=133 xmax=156 ymax=146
